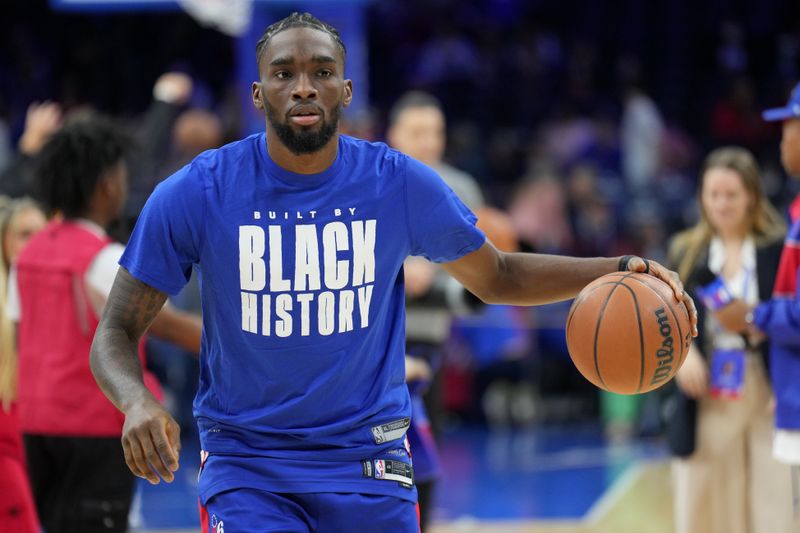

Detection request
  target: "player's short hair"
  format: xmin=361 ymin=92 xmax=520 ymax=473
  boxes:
xmin=255 ymin=12 xmax=346 ymax=66
xmin=36 ymin=114 xmax=130 ymax=219
xmin=388 ymin=91 xmax=443 ymax=127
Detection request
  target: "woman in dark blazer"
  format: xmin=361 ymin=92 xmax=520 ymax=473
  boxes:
xmin=666 ymin=147 xmax=795 ymax=533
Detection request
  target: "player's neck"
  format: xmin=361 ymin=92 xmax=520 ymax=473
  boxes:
xmin=265 ymin=130 xmax=339 ymax=175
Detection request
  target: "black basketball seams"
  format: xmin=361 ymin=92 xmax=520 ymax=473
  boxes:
xmin=624 ymin=275 xmax=689 ymax=369
xmin=588 ymin=272 xmax=637 ymax=390
xmin=567 ymin=281 xmax=617 ymax=387
xmin=612 ymin=282 xmax=647 ymax=392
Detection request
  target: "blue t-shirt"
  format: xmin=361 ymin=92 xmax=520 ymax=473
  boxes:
xmin=121 ymin=133 xmax=485 ymax=502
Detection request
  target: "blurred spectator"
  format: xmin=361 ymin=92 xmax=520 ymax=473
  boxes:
xmin=626 ymin=200 xmax=669 ymax=265
xmin=710 ymin=77 xmax=769 ymax=152
xmin=448 ymin=207 xmax=534 ymax=427
xmin=0 ymin=115 xmax=12 ymax=175
xmin=124 ymin=71 xmax=195 ymax=235
xmin=387 ymin=91 xmax=483 ymax=207
xmin=666 ymin=147 xmax=793 ymax=533
xmin=566 ymin=164 xmax=632 ymax=257
xmin=0 ymin=197 xmax=44 ymax=533
xmin=387 ymin=90 xmax=484 ymax=532
xmin=577 ymin=111 xmax=623 ymax=182
xmin=508 ymin=176 xmax=574 ymax=254
xmin=172 ymin=109 xmax=223 ymax=166
xmin=340 ymin=107 xmax=380 ymax=141
xmin=621 ymin=86 xmax=665 ymax=194
xmin=9 ymin=116 xmax=201 ymax=533
xmin=0 ymin=102 xmax=62 ymax=198
xmin=539 ymin=116 xmax=597 ymax=169
xmin=717 ymin=21 xmax=748 ymax=75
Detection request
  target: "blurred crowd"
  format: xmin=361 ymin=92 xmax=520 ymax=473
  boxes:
xmin=3 ymin=0 xmax=800 ymax=437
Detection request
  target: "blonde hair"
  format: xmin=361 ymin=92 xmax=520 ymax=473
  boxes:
xmin=0 ymin=197 xmax=43 ymax=410
xmin=671 ymin=147 xmax=787 ymax=281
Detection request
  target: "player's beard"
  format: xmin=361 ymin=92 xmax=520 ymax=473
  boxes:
xmin=267 ymin=101 xmax=341 ymax=155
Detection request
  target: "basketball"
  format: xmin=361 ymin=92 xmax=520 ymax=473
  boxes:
xmin=565 ymin=272 xmax=692 ymax=394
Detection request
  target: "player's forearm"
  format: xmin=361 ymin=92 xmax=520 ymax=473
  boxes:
xmin=488 ymin=253 xmax=620 ymax=305
xmin=443 ymin=243 xmax=623 ymax=306
xmin=90 ymin=267 xmax=169 ymax=412
xmin=90 ymin=325 xmax=155 ymax=412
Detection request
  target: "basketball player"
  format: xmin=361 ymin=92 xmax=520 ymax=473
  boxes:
xmin=756 ymin=84 xmax=800 ymax=467
xmin=90 ymin=13 xmax=697 ymax=532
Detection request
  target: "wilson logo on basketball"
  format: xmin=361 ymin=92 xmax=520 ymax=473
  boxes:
xmin=652 ymin=307 xmax=674 ymax=385
xmin=566 ymin=272 xmax=690 ymax=394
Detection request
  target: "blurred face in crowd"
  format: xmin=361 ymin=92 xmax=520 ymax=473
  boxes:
xmin=173 ymin=109 xmax=223 ymax=156
xmin=781 ymin=119 xmax=800 ymax=176
xmin=701 ymin=166 xmax=753 ymax=236
xmin=253 ymin=27 xmax=352 ymax=155
xmin=3 ymin=205 xmax=46 ymax=267
xmin=388 ymin=106 xmax=445 ymax=167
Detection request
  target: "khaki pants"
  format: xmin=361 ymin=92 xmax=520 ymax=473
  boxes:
xmin=672 ymin=356 xmax=799 ymax=533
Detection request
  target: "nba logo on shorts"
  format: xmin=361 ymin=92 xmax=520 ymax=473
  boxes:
xmin=211 ymin=514 xmax=224 ymax=533
xmin=374 ymin=459 xmax=386 ymax=479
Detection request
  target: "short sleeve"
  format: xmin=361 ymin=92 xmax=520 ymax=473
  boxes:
xmin=120 ymin=164 xmax=206 ymax=295
xmin=404 ymin=157 xmax=485 ymax=263
xmin=85 ymin=243 xmax=125 ymax=298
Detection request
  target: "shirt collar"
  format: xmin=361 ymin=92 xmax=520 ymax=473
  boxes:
xmin=708 ymin=234 xmax=756 ymax=274
xmin=74 ymin=218 xmax=107 ymax=239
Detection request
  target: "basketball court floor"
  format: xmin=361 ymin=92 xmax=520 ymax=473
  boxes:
xmin=134 ymin=425 xmax=674 ymax=533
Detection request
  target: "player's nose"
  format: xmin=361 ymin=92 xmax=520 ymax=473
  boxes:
xmin=291 ymin=74 xmax=317 ymax=100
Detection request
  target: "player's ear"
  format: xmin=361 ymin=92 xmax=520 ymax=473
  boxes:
xmin=252 ymin=82 xmax=264 ymax=111
xmin=342 ymin=79 xmax=353 ymax=109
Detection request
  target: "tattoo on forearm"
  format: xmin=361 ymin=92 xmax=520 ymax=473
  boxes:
xmin=104 ymin=268 xmax=168 ymax=339
xmin=91 ymin=268 xmax=168 ymax=409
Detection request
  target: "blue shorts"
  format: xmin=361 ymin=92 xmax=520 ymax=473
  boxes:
xmin=200 ymin=488 xmax=420 ymax=533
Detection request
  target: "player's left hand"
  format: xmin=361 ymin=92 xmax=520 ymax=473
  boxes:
xmin=624 ymin=256 xmax=699 ymax=337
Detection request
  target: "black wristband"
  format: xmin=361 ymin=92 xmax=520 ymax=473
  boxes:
xmin=618 ymin=255 xmax=635 ymax=272
xmin=618 ymin=255 xmax=650 ymax=274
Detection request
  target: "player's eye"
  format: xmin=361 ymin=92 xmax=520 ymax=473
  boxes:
xmin=275 ymin=71 xmax=292 ymax=80
xmin=317 ymin=69 xmax=333 ymax=78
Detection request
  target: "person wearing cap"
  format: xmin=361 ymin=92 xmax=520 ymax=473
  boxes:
xmin=753 ymin=86 xmax=800 ymax=473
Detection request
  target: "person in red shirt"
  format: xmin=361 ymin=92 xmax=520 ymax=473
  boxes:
xmin=9 ymin=115 xmax=202 ymax=533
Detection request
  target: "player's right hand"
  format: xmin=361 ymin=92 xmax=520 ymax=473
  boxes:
xmin=121 ymin=396 xmax=181 ymax=484
xmin=624 ymin=256 xmax=699 ymax=337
